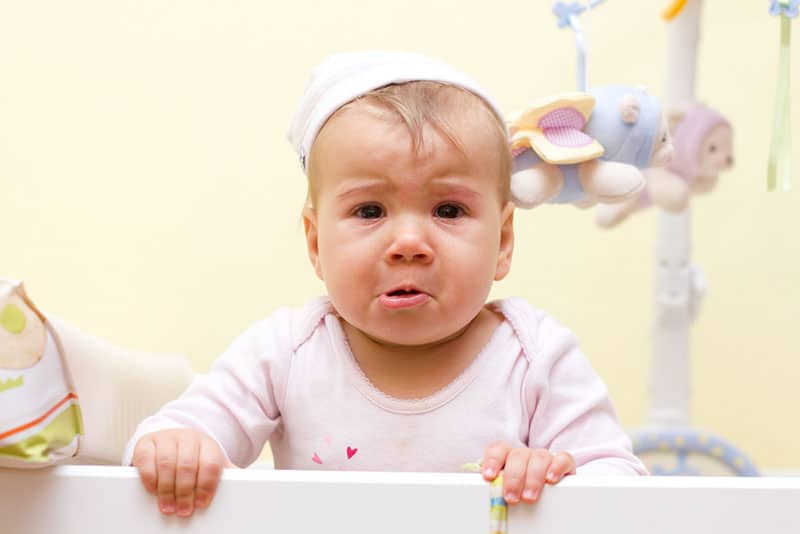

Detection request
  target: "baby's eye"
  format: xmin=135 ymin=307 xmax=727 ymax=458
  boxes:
xmin=434 ymin=203 xmax=464 ymax=219
xmin=355 ymin=204 xmax=384 ymax=219
xmin=709 ymin=144 xmax=717 ymax=153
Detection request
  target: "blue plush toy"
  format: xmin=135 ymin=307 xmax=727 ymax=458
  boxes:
xmin=509 ymin=85 xmax=673 ymax=208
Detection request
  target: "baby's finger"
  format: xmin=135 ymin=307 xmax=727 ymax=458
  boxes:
xmin=545 ymin=451 xmax=576 ymax=484
xmin=174 ymin=438 xmax=200 ymax=517
xmin=501 ymin=448 xmax=532 ymax=504
xmin=521 ymin=449 xmax=552 ymax=503
xmin=155 ymin=436 xmax=179 ymax=515
xmin=194 ymin=438 xmax=227 ymax=509
xmin=481 ymin=441 xmax=512 ymax=480
xmin=132 ymin=436 xmax=158 ymax=495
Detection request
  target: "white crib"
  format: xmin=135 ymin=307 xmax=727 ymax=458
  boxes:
xmin=2 ymin=466 xmax=799 ymax=534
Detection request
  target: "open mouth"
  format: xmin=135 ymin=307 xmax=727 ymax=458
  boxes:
xmin=386 ymin=289 xmax=422 ymax=297
xmin=379 ymin=288 xmax=430 ymax=310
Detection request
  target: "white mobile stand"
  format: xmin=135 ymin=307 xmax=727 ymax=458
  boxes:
xmin=628 ymin=0 xmax=758 ymax=476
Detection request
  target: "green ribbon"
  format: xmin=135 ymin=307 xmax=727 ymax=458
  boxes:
xmin=767 ymin=14 xmax=793 ymax=191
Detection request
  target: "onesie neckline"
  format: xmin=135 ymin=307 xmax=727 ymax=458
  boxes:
xmin=326 ymin=303 xmax=512 ymax=415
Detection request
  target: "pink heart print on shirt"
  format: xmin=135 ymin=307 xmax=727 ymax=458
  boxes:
xmin=311 ymin=444 xmax=358 ymax=465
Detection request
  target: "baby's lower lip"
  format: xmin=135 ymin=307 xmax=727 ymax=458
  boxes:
xmin=379 ymin=292 xmax=430 ymax=310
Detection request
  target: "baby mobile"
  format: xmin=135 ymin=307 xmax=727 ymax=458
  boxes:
xmin=627 ymin=0 xmax=795 ymax=476
xmin=508 ymin=0 xmax=671 ymax=211
xmin=508 ymin=0 xmax=796 ymax=476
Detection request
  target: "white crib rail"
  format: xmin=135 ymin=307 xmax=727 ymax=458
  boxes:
xmin=2 ymin=466 xmax=800 ymax=534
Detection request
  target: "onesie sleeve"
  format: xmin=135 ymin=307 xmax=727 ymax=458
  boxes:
xmin=121 ymin=309 xmax=295 ymax=468
xmin=524 ymin=315 xmax=647 ymax=476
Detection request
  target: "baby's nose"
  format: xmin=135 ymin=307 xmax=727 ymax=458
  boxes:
xmin=385 ymin=222 xmax=434 ymax=264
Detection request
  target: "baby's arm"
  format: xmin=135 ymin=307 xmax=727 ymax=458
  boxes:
xmin=525 ymin=316 xmax=647 ymax=476
xmin=124 ymin=313 xmax=294 ymax=515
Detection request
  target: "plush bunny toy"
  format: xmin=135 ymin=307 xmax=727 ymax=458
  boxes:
xmin=595 ymin=104 xmax=733 ymax=228
xmin=0 ymin=280 xmax=83 ymax=467
xmin=509 ymin=85 xmax=673 ymax=209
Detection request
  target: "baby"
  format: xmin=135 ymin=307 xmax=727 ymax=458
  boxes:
xmin=124 ymin=51 xmax=646 ymax=518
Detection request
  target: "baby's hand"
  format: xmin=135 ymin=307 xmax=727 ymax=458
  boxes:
xmin=132 ymin=429 xmax=233 ymax=518
xmin=481 ymin=441 xmax=575 ymax=504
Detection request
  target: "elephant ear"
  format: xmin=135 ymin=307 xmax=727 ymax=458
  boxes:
xmin=619 ymin=94 xmax=641 ymax=124
xmin=508 ymin=92 xmax=604 ymax=164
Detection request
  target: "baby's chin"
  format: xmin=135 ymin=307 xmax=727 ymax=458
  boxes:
xmin=338 ymin=315 xmax=453 ymax=349
xmin=357 ymin=327 xmax=454 ymax=350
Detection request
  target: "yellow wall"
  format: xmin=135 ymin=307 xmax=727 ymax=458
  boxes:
xmin=1 ymin=0 xmax=798 ymax=470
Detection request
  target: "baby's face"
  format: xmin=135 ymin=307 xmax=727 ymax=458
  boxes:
xmin=303 ymin=102 xmax=514 ymax=347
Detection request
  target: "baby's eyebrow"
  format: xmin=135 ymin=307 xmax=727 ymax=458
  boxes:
xmin=334 ymin=179 xmax=391 ymax=200
xmin=429 ymin=180 xmax=482 ymax=199
xmin=333 ymin=178 xmax=481 ymax=201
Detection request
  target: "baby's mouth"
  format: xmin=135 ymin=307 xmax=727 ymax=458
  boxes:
xmin=386 ymin=289 xmax=421 ymax=297
xmin=379 ymin=288 xmax=430 ymax=310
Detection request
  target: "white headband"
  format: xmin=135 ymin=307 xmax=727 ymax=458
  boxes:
xmin=286 ymin=50 xmax=506 ymax=173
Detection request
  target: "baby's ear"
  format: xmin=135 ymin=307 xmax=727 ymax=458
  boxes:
xmin=302 ymin=207 xmax=324 ymax=280
xmin=494 ymin=202 xmax=515 ymax=281
xmin=619 ymin=94 xmax=641 ymax=124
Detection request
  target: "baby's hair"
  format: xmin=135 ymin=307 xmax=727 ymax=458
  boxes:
xmin=306 ymin=81 xmax=511 ymax=205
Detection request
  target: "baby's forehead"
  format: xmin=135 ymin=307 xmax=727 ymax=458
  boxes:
xmin=322 ymin=89 xmax=503 ymax=153
xmin=317 ymin=102 xmax=501 ymax=173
